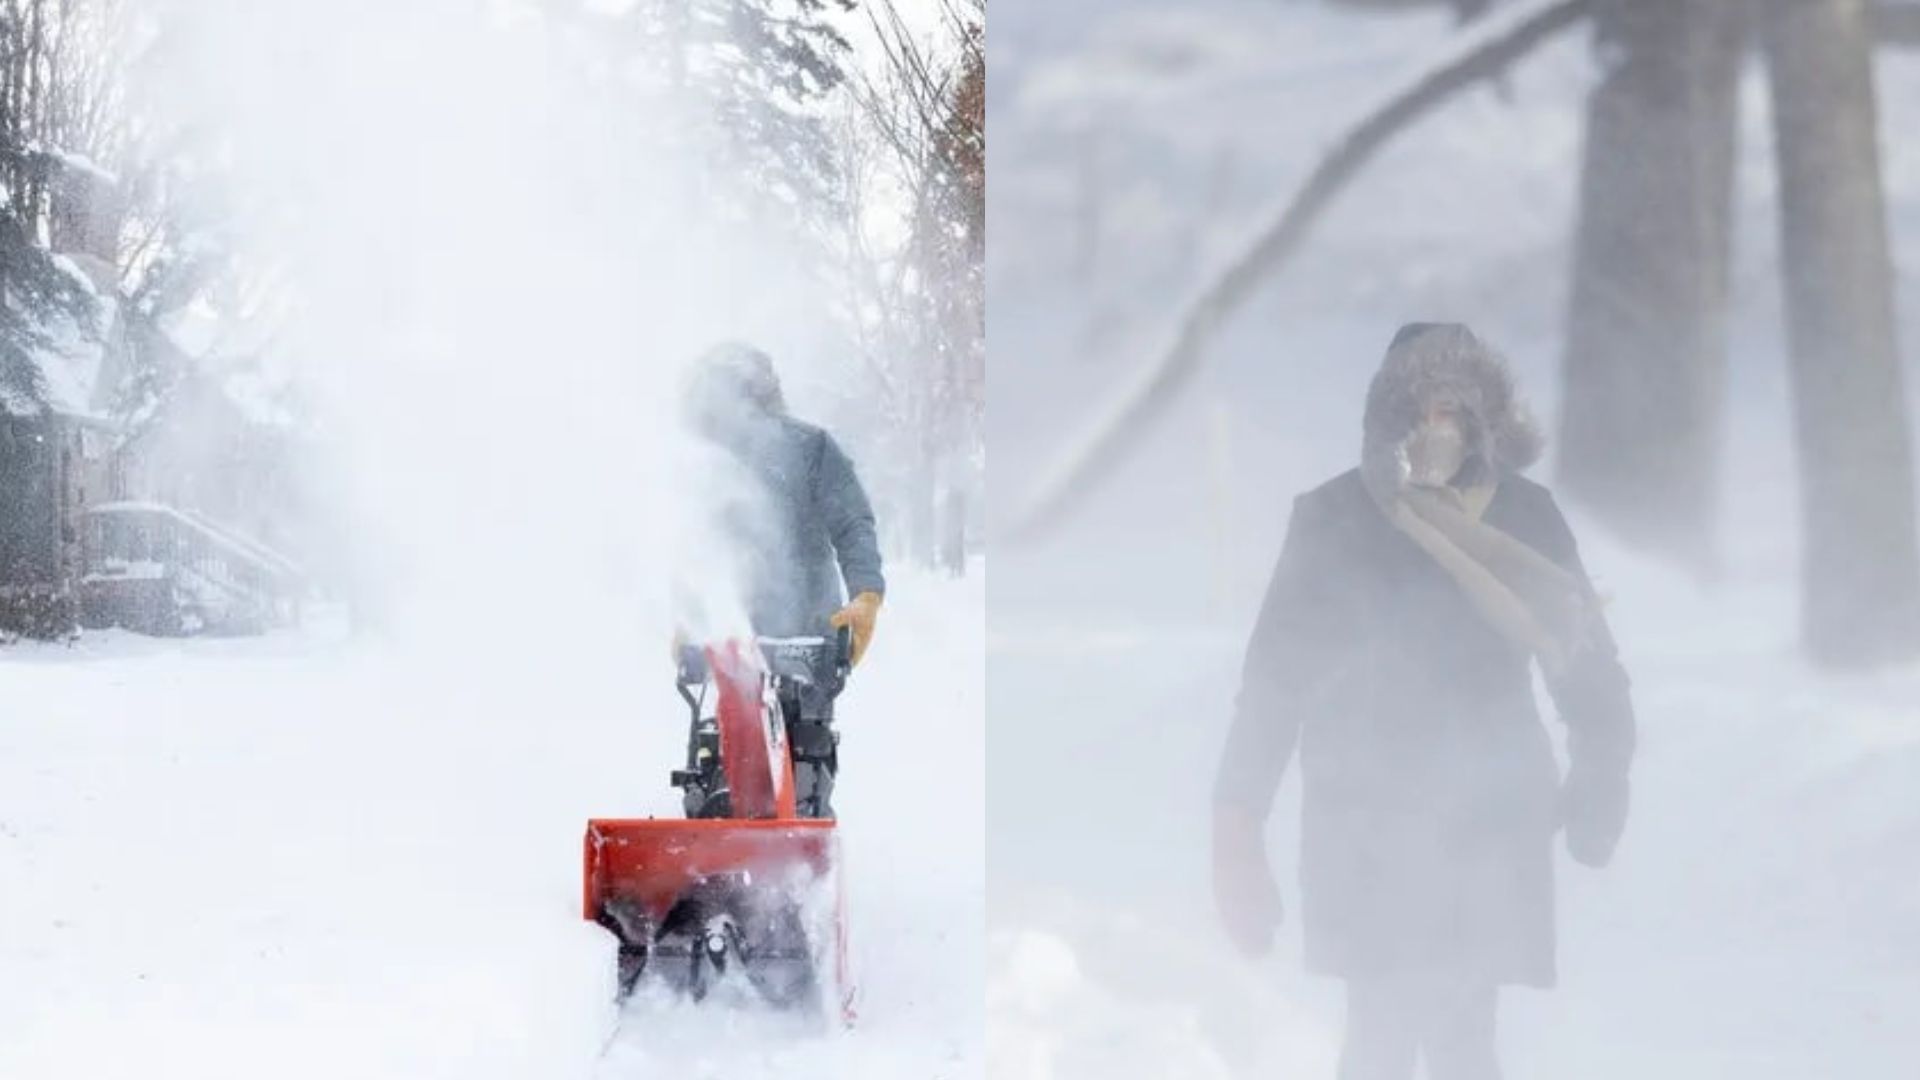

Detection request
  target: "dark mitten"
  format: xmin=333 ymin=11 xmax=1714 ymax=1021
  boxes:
xmin=1560 ymin=767 xmax=1629 ymax=868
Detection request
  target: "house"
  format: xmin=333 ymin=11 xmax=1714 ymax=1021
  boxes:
xmin=0 ymin=255 xmax=308 ymax=638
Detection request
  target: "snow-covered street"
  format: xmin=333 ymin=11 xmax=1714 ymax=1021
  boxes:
xmin=1 ymin=1 xmax=985 ymax=1077
xmin=0 ymin=569 xmax=982 ymax=1080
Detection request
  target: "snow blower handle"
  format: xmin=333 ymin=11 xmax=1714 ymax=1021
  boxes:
xmin=834 ymin=623 xmax=854 ymax=678
xmin=675 ymin=642 xmax=709 ymax=713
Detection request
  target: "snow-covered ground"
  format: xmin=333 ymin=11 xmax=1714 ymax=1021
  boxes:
xmin=0 ymin=568 xmax=982 ymax=1080
xmin=990 ymin=2 xmax=1920 ymax=1077
xmin=0 ymin=4 xmax=984 ymax=1077
xmin=990 ymin=544 xmax=1920 ymax=1078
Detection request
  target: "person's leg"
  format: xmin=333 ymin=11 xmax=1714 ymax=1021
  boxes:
xmin=791 ymin=745 xmax=836 ymax=818
xmin=1420 ymin=980 xmax=1501 ymax=1080
xmin=788 ymin=683 xmax=839 ymax=819
xmin=1339 ymin=977 xmax=1421 ymax=1080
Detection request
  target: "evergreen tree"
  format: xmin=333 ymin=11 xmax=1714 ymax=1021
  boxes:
xmin=0 ymin=0 xmax=108 ymax=414
xmin=0 ymin=147 xmax=97 ymax=416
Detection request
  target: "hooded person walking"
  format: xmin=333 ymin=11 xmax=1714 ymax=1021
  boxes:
xmin=1212 ymin=324 xmax=1636 ymax=1080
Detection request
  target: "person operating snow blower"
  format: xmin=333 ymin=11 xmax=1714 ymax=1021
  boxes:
xmin=581 ymin=343 xmax=881 ymax=1016
xmin=1213 ymin=323 xmax=1636 ymax=1080
xmin=679 ymin=341 xmax=886 ymax=819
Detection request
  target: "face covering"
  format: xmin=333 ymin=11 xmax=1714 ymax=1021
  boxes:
xmin=1404 ymin=416 xmax=1467 ymax=488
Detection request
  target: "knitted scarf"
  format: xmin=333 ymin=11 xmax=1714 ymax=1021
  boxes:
xmin=1361 ymin=454 xmax=1596 ymax=678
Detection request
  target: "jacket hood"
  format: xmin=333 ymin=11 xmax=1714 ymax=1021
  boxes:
xmin=685 ymin=341 xmax=787 ymax=439
xmin=1361 ymin=322 xmax=1543 ymax=489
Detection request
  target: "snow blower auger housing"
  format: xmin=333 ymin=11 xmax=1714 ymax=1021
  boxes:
xmin=584 ymin=635 xmax=853 ymax=1020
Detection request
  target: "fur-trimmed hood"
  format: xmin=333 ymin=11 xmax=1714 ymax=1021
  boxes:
xmin=1361 ymin=322 xmax=1543 ymax=488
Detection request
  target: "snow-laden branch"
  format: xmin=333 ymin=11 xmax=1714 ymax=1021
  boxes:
xmin=22 ymin=140 xmax=119 ymax=186
xmin=1004 ymin=0 xmax=1593 ymax=544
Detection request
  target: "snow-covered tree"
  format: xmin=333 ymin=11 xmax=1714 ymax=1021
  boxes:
xmin=577 ymin=0 xmax=858 ymax=229
xmin=840 ymin=0 xmax=982 ymax=570
xmin=0 ymin=0 xmax=116 ymax=409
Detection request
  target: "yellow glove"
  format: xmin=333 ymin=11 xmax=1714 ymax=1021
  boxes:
xmin=828 ymin=591 xmax=883 ymax=667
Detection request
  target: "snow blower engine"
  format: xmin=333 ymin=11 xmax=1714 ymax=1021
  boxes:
xmin=583 ymin=632 xmax=853 ymax=1018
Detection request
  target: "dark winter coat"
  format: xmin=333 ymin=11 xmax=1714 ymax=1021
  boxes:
xmin=1216 ymin=467 xmax=1634 ymax=988
xmin=700 ymin=410 xmax=886 ymax=639
xmin=1216 ymin=322 xmax=1633 ymax=988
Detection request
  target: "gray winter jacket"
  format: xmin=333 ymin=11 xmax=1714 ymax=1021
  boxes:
xmin=702 ymin=411 xmax=886 ymax=638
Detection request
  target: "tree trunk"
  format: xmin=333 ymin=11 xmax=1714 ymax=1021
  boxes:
xmin=906 ymin=437 xmax=939 ymax=569
xmin=1558 ymin=0 xmax=1744 ymax=572
xmin=938 ymin=485 xmax=967 ymax=577
xmin=1763 ymin=0 xmax=1920 ymax=666
xmin=1876 ymin=2 xmax=1920 ymax=48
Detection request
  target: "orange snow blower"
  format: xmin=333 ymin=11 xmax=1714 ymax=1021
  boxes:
xmin=584 ymin=635 xmax=852 ymax=1018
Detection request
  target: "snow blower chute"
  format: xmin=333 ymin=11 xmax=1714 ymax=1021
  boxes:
xmin=584 ymin=636 xmax=852 ymax=1019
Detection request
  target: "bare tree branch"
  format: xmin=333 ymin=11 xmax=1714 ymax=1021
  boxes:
xmin=1004 ymin=0 xmax=1592 ymax=544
